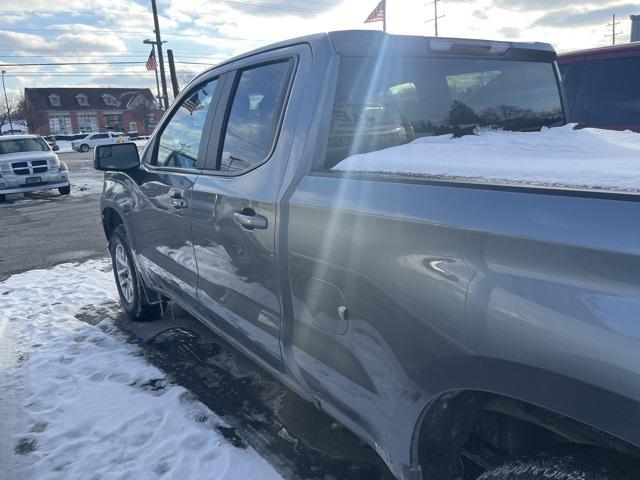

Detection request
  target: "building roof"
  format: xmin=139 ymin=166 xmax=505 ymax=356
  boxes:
xmin=24 ymin=87 xmax=157 ymax=111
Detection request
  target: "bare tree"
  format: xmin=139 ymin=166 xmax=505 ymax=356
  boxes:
xmin=176 ymin=69 xmax=198 ymax=90
xmin=16 ymin=93 xmax=45 ymax=134
xmin=0 ymin=95 xmax=19 ymax=132
xmin=131 ymin=102 xmax=152 ymax=135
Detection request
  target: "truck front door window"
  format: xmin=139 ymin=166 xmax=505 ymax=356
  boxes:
xmin=155 ymin=79 xmax=218 ymax=169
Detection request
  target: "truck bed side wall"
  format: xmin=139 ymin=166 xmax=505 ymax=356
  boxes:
xmin=286 ymin=175 xmax=640 ymax=473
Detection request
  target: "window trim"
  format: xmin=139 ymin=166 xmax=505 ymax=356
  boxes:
xmin=145 ymin=74 xmax=222 ymax=174
xmin=208 ymin=55 xmax=298 ymax=177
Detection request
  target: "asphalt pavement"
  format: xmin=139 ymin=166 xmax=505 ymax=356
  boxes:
xmin=0 ymin=150 xmax=107 ymax=281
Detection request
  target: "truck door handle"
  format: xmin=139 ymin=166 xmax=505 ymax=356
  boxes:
xmin=168 ymin=189 xmax=188 ymax=209
xmin=234 ymin=210 xmax=268 ymax=230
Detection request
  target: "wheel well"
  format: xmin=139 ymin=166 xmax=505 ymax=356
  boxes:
xmin=102 ymin=207 xmax=123 ymax=242
xmin=415 ymin=391 xmax=640 ymax=480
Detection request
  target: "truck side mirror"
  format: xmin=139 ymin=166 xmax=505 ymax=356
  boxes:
xmin=94 ymin=143 xmax=140 ymax=171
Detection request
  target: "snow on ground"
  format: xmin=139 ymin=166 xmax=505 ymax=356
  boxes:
xmin=55 ymin=141 xmax=73 ymax=153
xmin=333 ymin=124 xmax=640 ymax=191
xmin=0 ymin=260 xmax=283 ymax=480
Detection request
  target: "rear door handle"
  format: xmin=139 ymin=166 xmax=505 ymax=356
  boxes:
xmin=234 ymin=210 xmax=268 ymax=230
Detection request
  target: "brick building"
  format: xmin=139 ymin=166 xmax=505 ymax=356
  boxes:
xmin=24 ymin=87 xmax=163 ymax=136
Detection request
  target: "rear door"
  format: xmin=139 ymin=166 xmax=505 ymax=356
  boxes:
xmin=130 ymin=76 xmax=222 ymax=304
xmin=190 ymin=46 xmax=307 ymax=372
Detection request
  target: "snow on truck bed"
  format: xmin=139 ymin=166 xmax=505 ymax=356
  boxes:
xmin=0 ymin=260 xmax=282 ymax=480
xmin=333 ymin=124 xmax=640 ymax=192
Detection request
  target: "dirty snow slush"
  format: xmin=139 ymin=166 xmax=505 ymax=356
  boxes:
xmin=0 ymin=260 xmax=282 ymax=480
xmin=0 ymin=259 xmax=393 ymax=480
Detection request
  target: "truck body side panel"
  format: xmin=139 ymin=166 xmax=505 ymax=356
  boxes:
xmin=286 ymin=174 xmax=640 ymax=473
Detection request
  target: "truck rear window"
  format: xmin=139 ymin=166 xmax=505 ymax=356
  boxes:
xmin=324 ymin=56 xmax=563 ymax=168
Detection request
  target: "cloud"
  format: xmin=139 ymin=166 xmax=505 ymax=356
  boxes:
xmin=0 ymin=31 xmax=49 ymax=51
xmin=492 ymin=0 xmax=619 ymax=11
xmin=500 ymin=27 xmax=520 ymax=38
xmin=472 ymin=9 xmax=488 ymax=20
xmin=533 ymin=3 xmax=638 ymax=28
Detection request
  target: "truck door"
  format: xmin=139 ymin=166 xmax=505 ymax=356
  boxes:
xmin=131 ymin=76 xmax=221 ymax=304
xmin=190 ymin=46 xmax=308 ymax=372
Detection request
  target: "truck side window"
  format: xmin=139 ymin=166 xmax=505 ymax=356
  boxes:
xmin=155 ymin=79 xmax=218 ymax=169
xmin=590 ymin=56 xmax=640 ymax=126
xmin=219 ymin=60 xmax=291 ymax=173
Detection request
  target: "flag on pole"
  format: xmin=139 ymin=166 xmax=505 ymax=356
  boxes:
xmin=364 ymin=0 xmax=385 ymax=24
xmin=145 ymin=49 xmax=157 ymax=71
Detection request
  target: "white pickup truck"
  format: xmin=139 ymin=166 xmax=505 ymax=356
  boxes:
xmin=71 ymin=132 xmax=129 ymax=153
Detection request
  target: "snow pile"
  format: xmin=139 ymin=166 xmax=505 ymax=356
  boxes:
xmin=333 ymin=124 xmax=640 ymax=191
xmin=54 ymin=141 xmax=73 ymax=153
xmin=0 ymin=260 xmax=282 ymax=480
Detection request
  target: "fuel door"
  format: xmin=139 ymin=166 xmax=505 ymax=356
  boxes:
xmin=302 ymin=277 xmax=348 ymax=335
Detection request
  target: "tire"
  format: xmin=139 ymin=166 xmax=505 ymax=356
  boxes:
xmin=109 ymin=224 xmax=160 ymax=321
xmin=80 ymin=144 xmax=90 ymax=152
xmin=0 ymin=194 xmax=5 ymax=203
xmin=477 ymin=449 xmax=638 ymax=480
xmin=58 ymin=185 xmax=71 ymax=195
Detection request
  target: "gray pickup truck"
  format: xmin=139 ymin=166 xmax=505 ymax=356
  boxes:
xmin=95 ymin=31 xmax=640 ymax=480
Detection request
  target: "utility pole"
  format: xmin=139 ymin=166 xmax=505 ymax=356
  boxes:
xmin=150 ymin=0 xmax=169 ymax=109
xmin=606 ymin=14 xmax=623 ymax=45
xmin=167 ymin=49 xmax=180 ymax=100
xmin=1 ymin=70 xmax=13 ymax=135
xmin=144 ymin=39 xmax=164 ymax=109
xmin=425 ymin=0 xmax=445 ymax=37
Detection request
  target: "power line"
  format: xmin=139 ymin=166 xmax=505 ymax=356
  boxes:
xmin=0 ymin=27 xmax=266 ymax=41
xmin=0 ymin=61 xmax=146 ymax=66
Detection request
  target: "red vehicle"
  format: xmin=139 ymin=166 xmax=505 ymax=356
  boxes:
xmin=558 ymin=42 xmax=640 ymax=132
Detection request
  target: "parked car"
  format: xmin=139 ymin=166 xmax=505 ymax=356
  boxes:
xmin=95 ymin=31 xmax=640 ymax=480
xmin=71 ymin=131 xmax=128 ymax=152
xmin=0 ymin=134 xmax=70 ymax=202
xmin=558 ymin=42 xmax=640 ymax=132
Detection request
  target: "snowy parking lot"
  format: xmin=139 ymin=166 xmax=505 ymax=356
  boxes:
xmin=0 ymin=260 xmax=392 ymax=480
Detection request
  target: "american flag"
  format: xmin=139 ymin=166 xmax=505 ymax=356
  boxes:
xmin=365 ymin=0 xmax=385 ymax=23
xmin=145 ymin=49 xmax=157 ymax=71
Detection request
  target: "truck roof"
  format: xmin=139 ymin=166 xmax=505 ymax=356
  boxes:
xmin=207 ymin=30 xmax=556 ymax=72
xmin=558 ymin=42 xmax=640 ymax=63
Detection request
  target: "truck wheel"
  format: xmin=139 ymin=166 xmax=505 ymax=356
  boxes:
xmin=109 ymin=224 xmax=160 ymax=322
xmin=58 ymin=185 xmax=71 ymax=195
xmin=477 ymin=450 xmax=636 ymax=480
xmin=80 ymin=144 xmax=90 ymax=152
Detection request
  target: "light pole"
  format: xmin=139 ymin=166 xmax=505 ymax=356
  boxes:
xmin=144 ymin=39 xmax=166 ymax=109
xmin=1 ymin=70 xmax=14 ymax=135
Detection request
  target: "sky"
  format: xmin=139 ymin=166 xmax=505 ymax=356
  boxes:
xmin=0 ymin=0 xmax=638 ymax=103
